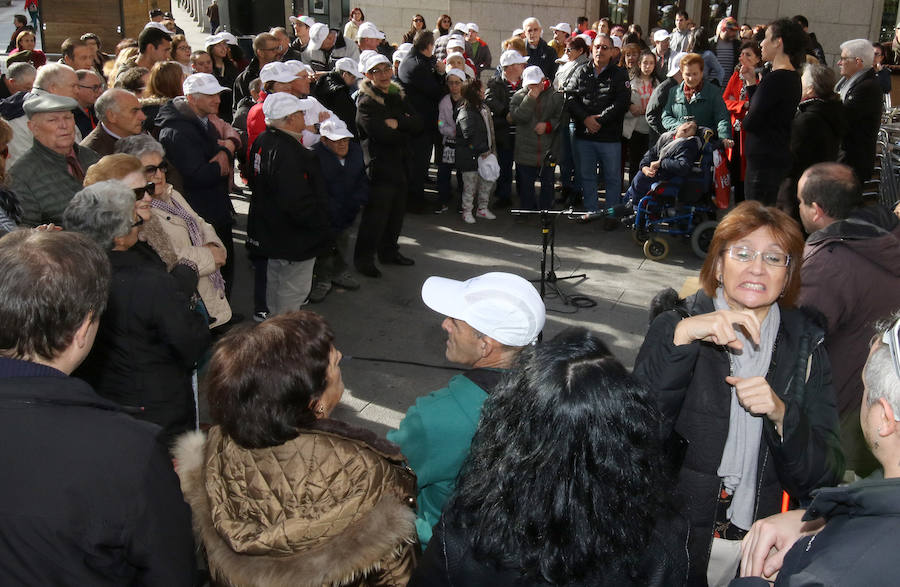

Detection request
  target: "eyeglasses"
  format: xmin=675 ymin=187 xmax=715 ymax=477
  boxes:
xmin=143 ymin=162 xmax=167 ymax=176
xmin=133 ymin=182 xmax=155 ymax=200
xmin=882 ymin=317 xmax=900 ymax=402
xmin=78 ymin=84 xmax=103 ymax=92
xmin=369 ymin=66 xmax=392 ymax=75
xmin=726 ymin=245 xmax=790 ymax=267
xmin=414 ymin=18 xmax=424 ymax=23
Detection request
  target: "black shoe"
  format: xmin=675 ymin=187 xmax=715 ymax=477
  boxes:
xmin=379 ymin=252 xmax=415 ymax=266
xmin=355 ymin=262 xmax=382 ymax=278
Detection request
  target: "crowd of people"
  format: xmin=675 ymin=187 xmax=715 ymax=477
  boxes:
xmin=1 ymin=6 xmax=900 ymax=587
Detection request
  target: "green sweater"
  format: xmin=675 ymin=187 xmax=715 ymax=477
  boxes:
xmin=9 ymin=140 xmax=99 ymax=226
xmin=387 ymin=372 xmax=498 ymax=546
xmin=661 ymin=81 xmax=732 ymax=140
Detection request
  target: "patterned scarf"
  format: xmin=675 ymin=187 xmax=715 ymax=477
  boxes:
xmin=151 ymin=189 xmax=225 ymax=294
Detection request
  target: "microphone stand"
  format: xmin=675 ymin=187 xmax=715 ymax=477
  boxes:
xmin=510 ymin=208 xmax=587 ymax=300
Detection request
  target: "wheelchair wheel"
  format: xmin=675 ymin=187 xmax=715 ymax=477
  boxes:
xmin=631 ymin=229 xmax=649 ymax=245
xmin=691 ymin=220 xmax=718 ymax=259
xmin=643 ymin=236 xmax=670 ymax=261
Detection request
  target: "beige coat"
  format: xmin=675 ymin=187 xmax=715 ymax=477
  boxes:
xmin=173 ymin=420 xmax=419 ymax=587
xmin=151 ymin=185 xmax=231 ymax=328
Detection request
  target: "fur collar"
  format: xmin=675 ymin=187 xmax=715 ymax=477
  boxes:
xmin=139 ymin=95 xmax=169 ymax=107
xmin=172 ymin=430 xmax=416 ymax=587
xmin=358 ymin=78 xmax=405 ymax=105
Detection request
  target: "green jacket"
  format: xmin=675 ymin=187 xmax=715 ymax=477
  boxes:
xmin=387 ymin=370 xmax=502 ymax=546
xmin=9 ymin=140 xmax=99 ymax=226
xmin=509 ymin=86 xmax=565 ymax=168
xmin=661 ymin=81 xmax=732 ymax=140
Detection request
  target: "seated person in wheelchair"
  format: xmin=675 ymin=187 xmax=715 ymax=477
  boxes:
xmin=625 ymin=120 xmax=702 ymax=205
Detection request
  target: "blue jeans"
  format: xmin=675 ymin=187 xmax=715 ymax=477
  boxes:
xmin=517 ymin=164 xmax=555 ymax=210
xmin=575 ymin=138 xmax=622 ymax=212
xmin=559 ymin=122 xmax=580 ymax=192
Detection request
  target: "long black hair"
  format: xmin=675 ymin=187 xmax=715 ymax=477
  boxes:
xmin=444 ymin=327 xmax=672 ymax=583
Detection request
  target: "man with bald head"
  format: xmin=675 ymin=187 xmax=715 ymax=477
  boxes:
xmin=797 ymin=161 xmax=900 ymax=477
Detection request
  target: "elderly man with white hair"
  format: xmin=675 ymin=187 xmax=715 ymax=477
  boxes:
xmin=523 ymin=17 xmax=558 ymax=79
xmin=734 ymin=312 xmax=900 ymax=587
xmin=157 ymin=73 xmax=238 ymax=296
xmin=835 ymin=38 xmax=883 ymax=183
xmin=246 ymin=92 xmax=332 ymax=314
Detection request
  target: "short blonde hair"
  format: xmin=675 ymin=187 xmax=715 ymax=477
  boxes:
xmin=83 ymin=154 xmax=143 ymax=187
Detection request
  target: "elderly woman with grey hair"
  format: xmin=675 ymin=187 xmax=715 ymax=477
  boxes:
xmin=64 ymin=180 xmax=211 ymax=445
xmin=116 ymin=134 xmax=232 ymax=328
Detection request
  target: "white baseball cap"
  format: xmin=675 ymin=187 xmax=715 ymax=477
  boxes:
xmin=667 ymin=51 xmax=687 ymax=77
xmin=284 ymin=60 xmax=314 ymax=76
xmin=550 ymin=22 xmax=572 ymax=35
xmin=308 ymin=22 xmax=329 ymax=50
xmin=143 ymin=21 xmax=170 ymax=32
xmin=335 ymin=57 xmax=362 ymax=78
xmin=263 ymin=92 xmax=313 ymax=123
xmin=513 ymin=28 xmax=525 ymax=36
xmin=393 ymin=49 xmax=409 ymax=64
xmin=467 ymin=22 xmax=479 ymax=33
xmin=522 ymin=65 xmax=545 ymax=86
xmin=653 ymin=29 xmax=670 ymax=42
xmin=182 ymin=73 xmax=230 ymax=95
xmin=358 ymin=49 xmax=378 ymax=72
xmin=289 ymin=14 xmax=316 ymax=27
xmin=499 ymin=49 xmax=528 ymax=67
xmin=204 ymin=33 xmax=226 ymax=50
xmin=259 ymin=62 xmax=297 ymax=84
xmin=421 ymin=273 xmax=546 ymax=347
xmin=364 ymin=53 xmax=391 ymax=72
xmin=447 ymin=38 xmax=466 ymax=51
xmin=611 ymin=35 xmax=623 ymax=48
xmin=219 ymin=32 xmax=239 ymax=46
xmin=445 ymin=68 xmax=467 ymax=81
xmin=453 ymin=22 xmax=469 ymax=34
xmin=397 ymin=42 xmax=413 ymax=54
xmin=319 ymin=118 xmax=354 ymax=140
xmin=356 ymin=22 xmax=385 ymax=40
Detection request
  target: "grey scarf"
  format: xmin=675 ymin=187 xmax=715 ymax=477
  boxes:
xmin=713 ymin=287 xmax=780 ymax=531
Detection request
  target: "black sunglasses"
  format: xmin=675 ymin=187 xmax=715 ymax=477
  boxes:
xmin=144 ymin=162 xmax=168 ymax=176
xmin=133 ymin=182 xmax=155 ymax=200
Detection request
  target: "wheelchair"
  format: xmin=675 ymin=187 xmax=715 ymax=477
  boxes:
xmin=624 ymin=128 xmax=723 ymax=261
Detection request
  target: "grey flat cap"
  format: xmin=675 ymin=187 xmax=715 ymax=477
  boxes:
xmin=23 ymin=93 xmax=78 ymax=118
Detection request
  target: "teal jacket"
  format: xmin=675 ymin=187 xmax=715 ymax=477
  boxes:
xmin=387 ymin=370 xmax=502 ymax=546
xmin=661 ymin=81 xmax=732 ymax=140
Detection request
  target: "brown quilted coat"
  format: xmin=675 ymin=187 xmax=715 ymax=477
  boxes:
xmin=173 ymin=419 xmax=419 ymax=587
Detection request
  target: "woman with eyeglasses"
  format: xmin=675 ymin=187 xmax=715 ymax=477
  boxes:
xmin=169 ymin=34 xmax=193 ymax=76
xmin=63 ymin=180 xmax=210 ymax=446
xmin=115 ymin=135 xmax=231 ymax=330
xmin=434 ymin=14 xmax=452 ymax=38
xmin=634 ymin=201 xmax=844 ymax=586
xmin=403 ymin=14 xmax=426 ymax=44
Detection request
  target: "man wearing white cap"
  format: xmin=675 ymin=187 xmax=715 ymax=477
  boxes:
xmin=308 ymin=118 xmax=368 ymax=302
xmin=464 ymin=23 xmax=491 ymax=73
xmin=312 ymin=57 xmax=362 ymax=135
xmin=355 ymin=53 xmax=422 ymax=277
xmin=387 ymin=272 xmax=546 ymax=546
xmin=289 ymin=14 xmax=316 ymax=55
xmin=246 ymin=92 xmax=332 ymax=314
xmin=549 ymin=22 xmax=571 ymax=58
xmin=652 ymin=29 xmax=672 ymax=82
xmin=356 ymin=22 xmax=385 ymax=54
xmin=157 ymin=73 xmax=237 ymax=296
xmin=485 ymin=49 xmax=528 ymax=208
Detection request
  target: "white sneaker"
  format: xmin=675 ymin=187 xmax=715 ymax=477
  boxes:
xmin=462 ymin=211 xmax=476 ymax=224
xmin=476 ymin=207 xmax=496 ymax=220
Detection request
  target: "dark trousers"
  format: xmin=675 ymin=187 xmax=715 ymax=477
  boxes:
xmin=495 ymin=146 xmax=517 ymax=203
xmin=628 ymin=131 xmax=650 ymax=183
xmin=250 ymin=254 xmax=269 ymax=314
xmin=408 ymin=131 xmax=435 ymax=209
xmin=437 ymin=161 xmax=462 ymax=206
xmin=210 ymin=220 xmax=235 ymax=299
xmin=517 ymin=164 xmax=555 ymax=210
xmin=745 ymin=159 xmax=790 ymax=206
xmin=354 ymin=176 xmax=408 ymax=263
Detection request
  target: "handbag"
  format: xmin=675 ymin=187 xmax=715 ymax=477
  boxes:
xmin=477 ymin=152 xmax=500 ymax=181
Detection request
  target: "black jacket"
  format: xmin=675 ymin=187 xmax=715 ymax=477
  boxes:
xmin=455 ymin=103 xmax=491 ymax=172
xmin=313 ymin=71 xmax=358 ymax=136
xmin=0 ymin=357 xmax=194 ymax=585
xmin=232 ymin=56 xmax=262 ymax=115
xmin=411 ymin=513 xmax=688 ymax=587
xmin=564 ymin=62 xmax=630 ymax=142
xmin=485 ymin=73 xmax=520 ymax=150
xmin=526 ymin=38 xmax=558 ymax=80
xmin=247 ymin=127 xmax=333 ymax=261
xmin=837 ymin=68 xmax=883 ymax=182
xmin=312 ymin=140 xmax=369 ymax=232
xmin=213 ymin=58 xmax=239 ymax=122
xmin=398 ymin=49 xmax=446 ymax=130
xmin=355 ymin=79 xmax=422 ymax=183
xmin=157 ymin=97 xmax=233 ymax=226
xmin=646 ymin=76 xmax=678 ymax=143
xmin=633 ymin=289 xmax=844 ymax=586
xmin=789 ymin=97 xmax=846 ymax=183
xmin=76 ymin=248 xmax=210 ymax=444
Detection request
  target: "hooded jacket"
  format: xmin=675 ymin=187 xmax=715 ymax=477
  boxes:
xmin=157 ymin=97 xmax=233 ymax=226
xmin=633 ymin=289 xmax=844 ymax=585
xmin=173 ymin=420 xmax=419 ymax=587
xmin=798 ymin=206 xmax=900 ymax=416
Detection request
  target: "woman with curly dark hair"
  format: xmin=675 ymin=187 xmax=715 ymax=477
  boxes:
xmin=410 ymin=327 xmax=687 ymax=586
